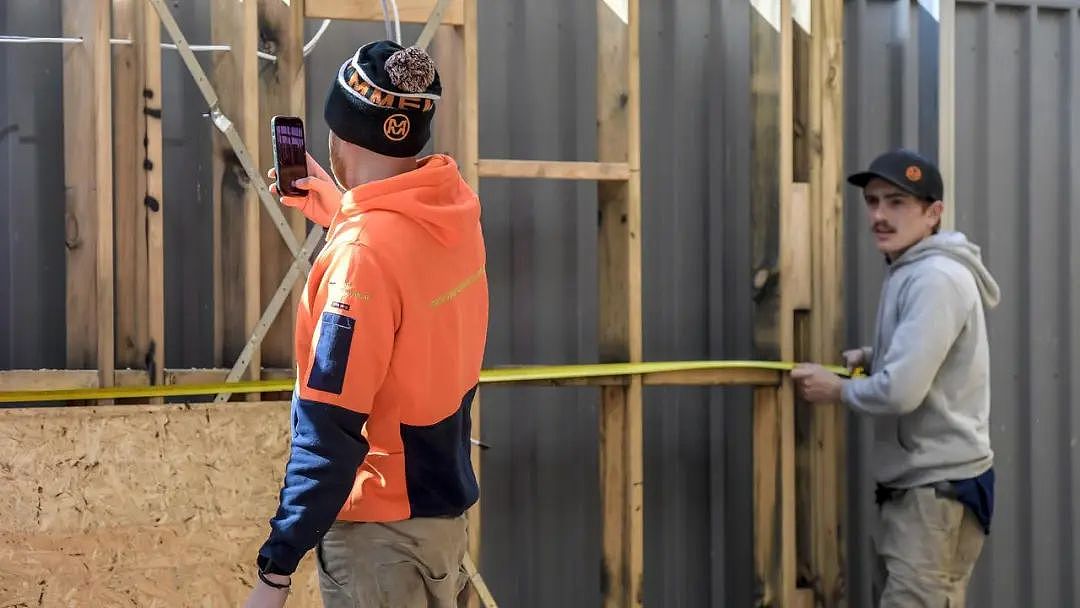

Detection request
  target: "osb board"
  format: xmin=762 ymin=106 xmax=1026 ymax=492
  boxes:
xmin=0 ymin=402 xmax=321 ymax=607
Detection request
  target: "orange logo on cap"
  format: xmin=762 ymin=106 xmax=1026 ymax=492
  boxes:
xmin=905 ymin=165 xmax=923 ymax=182
xmin=383 ymin=114 xmax=410 ymax=142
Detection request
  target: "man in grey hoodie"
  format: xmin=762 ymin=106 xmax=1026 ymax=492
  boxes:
xmin=791 ymin=149 xmax=1000 ymax=607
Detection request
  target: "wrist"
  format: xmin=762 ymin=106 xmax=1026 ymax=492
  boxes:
xmin=258 ymin=570 xmax=291 ymax=588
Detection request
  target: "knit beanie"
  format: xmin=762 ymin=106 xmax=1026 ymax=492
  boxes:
xmin=324 ymin=40 xmax=442 ymax=158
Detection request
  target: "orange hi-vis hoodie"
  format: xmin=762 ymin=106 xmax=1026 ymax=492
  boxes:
xmin=257 ymin=154 xmax=488 ymax=576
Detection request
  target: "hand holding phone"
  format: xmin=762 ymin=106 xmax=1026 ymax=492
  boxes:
xmin=268 ymin=153 xmax=342 ymax=228
xmin=271 ymin=115 xmax=308 ymax=196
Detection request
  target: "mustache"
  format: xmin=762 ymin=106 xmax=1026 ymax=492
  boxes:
xmin=873 ymin=222 xmax=895 ymax=233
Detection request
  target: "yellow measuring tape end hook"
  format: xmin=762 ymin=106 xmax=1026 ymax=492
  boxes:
xmin=0 ymin=360 xmax=855 ymax=404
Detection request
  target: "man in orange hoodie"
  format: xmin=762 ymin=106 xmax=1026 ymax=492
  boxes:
xmin=244 ymin=41 xmax=488 ymax=608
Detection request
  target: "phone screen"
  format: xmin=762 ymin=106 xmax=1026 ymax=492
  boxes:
xmin=272 ymin=116 xmax=307 ymax=196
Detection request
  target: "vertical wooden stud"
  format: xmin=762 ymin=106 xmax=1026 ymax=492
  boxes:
xmin=113 ymin=0 xmax=164 ymax=400
xmin=754 ymin=385 xmax=782 ymax=607
xmin=598 ymin=0 xmax=643 ymax=606
xmin=257 ymin=0 xmax=307 ymax=372
xmin=212 ymin=0 xmax=261 ymax=385
xmin=939 ymin=0 xmax=956 ymax=229
xmin=806 ymin=0 xmax=846 ymax=602
xmin=112 ymin=0 xmax=145 ymax=372
xmin=63 ymin=0 xmax=114 ymax=390
xmin=431 ymin=25 xmax=464 ymax=160
xmin=459 ymin=2 xmax=482 ymax=603
xmin=755 ymin=0 xmax=799 ymax=604
xmin=778 ymin=0 xmax=798 ymax=604
xmin=144 ymin=1 xmax=165 ymax=400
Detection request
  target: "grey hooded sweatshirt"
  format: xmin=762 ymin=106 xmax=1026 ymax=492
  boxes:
xmin=841 ymin=231 xmax=1001 ymax=488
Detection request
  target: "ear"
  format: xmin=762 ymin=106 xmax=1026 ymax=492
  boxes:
xmin=927 ymin=200 xmax=944 ymax=223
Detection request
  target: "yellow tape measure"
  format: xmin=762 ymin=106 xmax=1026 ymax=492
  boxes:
xmin=0 ymin=361 xmax=858 ymax=404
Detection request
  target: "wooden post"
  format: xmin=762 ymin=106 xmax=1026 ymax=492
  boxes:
xmin=212 ymin=0 xmax=261 ymax=385
xmin=754 ymin=0 xmax=798 ymax=604
xmin=63 ymin=0 xmax=114 ymax=390
xmin=457 ymin=2 xmax=484 ymax=604
xmin=778 ymin=0 xmax=798 ymax=604
xmin=754 ymin=385 xmax=782 ymax=607
xmin=750 ymin=1 xmax=781 ymax=359
xmin=598 ymin=0 xmax=644 ymax=606
xmin=939 ymin=0 xmax=956 ymax=229
xmin=257 ymin=0 xmax=307 ymax=371
xmin=431 ymin=25 xmax=463 ymax=160
xmin=805 ymin=0 xmax=846 ymax=602
xmin=112 ymin=0 xmax=164 ymax=400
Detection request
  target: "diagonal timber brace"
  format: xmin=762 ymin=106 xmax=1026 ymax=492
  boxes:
xmin=145 ymin=0 xmax=309 ymax=267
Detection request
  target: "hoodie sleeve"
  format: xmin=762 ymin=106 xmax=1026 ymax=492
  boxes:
xmin=257 ymin=245 xmax=399 ymax=575
xmin=841 ymin=269 xmax=972 ymax=416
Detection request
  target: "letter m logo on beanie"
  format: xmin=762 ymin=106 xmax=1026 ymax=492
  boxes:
xmin=383 ymin=114 xmax=410 ymax=142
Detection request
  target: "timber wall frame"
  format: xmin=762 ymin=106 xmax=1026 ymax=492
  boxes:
xmin=0 ymin=0 xmax=846 ymax=606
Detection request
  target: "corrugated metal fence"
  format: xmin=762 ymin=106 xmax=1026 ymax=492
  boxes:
xmin=2 ymin=0 xmax=1078 ymax=605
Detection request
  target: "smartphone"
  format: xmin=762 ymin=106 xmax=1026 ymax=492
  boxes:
xmin=271 ymin=115 xmax=308 ymax=197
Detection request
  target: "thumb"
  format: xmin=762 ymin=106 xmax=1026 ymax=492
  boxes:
xmin=290 ymin=176 xmax=315 ymax=191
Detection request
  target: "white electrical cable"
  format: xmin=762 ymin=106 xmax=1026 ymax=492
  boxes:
xmin=1 ymin=21 xmax=333 ymax=61
xmin=377 ymin=0 xmax=402 ymax=45
xmin=378 ymin=0 xmax=394 ymax=40
xmin=0 ymin=35 xmax=82 ymax=44
xmin=388 ymin=0 xmax=402 ymax=44
xmin=303 ymin=19 xmax=331 ymax=57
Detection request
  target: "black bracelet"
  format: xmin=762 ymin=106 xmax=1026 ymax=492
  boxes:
xmin=258 ymin=570 xmax=291 ymax=590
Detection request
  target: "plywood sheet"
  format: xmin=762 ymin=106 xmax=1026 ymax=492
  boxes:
xmin=0 ymin=402 xmax=321 ymax=607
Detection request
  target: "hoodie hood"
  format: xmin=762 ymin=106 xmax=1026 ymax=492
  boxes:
xmin=892 ymin=231 xmax=1001 ymax=309
xmin=335 ymin=154 xmax=480 ymax=247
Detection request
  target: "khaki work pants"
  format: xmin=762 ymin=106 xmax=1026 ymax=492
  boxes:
xmin=315 ymin=515 xmax=469 ymax=608
xmin=875 ymin=487 xmax=986 ymax=608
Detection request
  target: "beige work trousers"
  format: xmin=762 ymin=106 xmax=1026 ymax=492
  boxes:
xmin=875 ymin=487 xmax=986 ymax=608
xmin=315 ymin=515 xmax=469 ymax=608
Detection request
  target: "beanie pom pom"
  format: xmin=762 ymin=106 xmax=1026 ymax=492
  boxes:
xmin=385 ymin=46 xmax=436 ymax=93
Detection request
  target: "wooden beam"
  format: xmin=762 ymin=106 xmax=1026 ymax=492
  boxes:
xmin=159 ymin=368 xmax=295 ymax=385
xmin=461 ymin=2 xmax=479 ymax=188
xmin=478 ymin=160 xmax=632 ymax=181
xmin=0 ymin=370 xmax=99 ymax=392
xmin=643 ymin=367 xmax=780 ymax=386
xmin=0 ymin=369 xmax=296 ymax=392
xmin=431 ymin=25 xmax=464 ymax=160
xmin=143 ymin=2 xmax=166 ymax=401
xmin=0 ymin=366 xmax=782 ymax=394
xmin=777 ymin=0 xmax=798 ymax=604
xmin=212 ymin=0 xmax=261 ymax=388
xmin=597 ymin=0 xmax=643 ymax=606
xmin=486 ymin=367 xmax=781 ymax=388
xmin=62 ymin=0 xmax=114 ymax=390
xmin=753 ymin=386 xmax=782 ymax=607
xmin=803 ymin=0 xmax=846 ymax=602
xmin=939 ymin=0 xmax=956 ymax=229
xmin=787 ymin=183 xmax=812 ymax=310
xmin=750 ymin=3 xmax=782 ymax=361
xmin=112 ymin=0 xmax=165 ymax=402
xmin=459 ymin=3 xmax=482 ymax=604
xmin=112 ymin=0 xmax=145 ymax=372
xmin=257 ymin=0 xmax=307 ymax=372
xmin=305 ymin=0 xmax=464 ymax=25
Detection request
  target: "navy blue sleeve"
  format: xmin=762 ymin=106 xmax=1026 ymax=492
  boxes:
xmin=257 ymin=394 xmax=370 ymax=574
